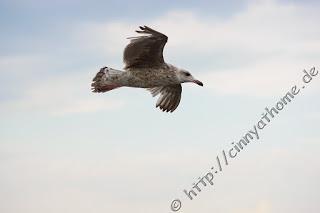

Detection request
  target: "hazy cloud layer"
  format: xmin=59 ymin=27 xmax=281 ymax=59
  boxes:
xmin=0 ymin=1 xmax=319 ymax=213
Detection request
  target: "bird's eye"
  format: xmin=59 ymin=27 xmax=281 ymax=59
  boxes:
xmin=185 ymin=72 xmax=191 ymax=76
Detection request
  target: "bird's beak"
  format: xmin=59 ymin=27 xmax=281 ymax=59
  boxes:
xmin=193 ymin=80 xmax=203 ymax=86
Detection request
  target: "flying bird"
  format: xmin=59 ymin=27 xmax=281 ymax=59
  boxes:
xmin=91 ymin=25 xmax=203 ymax=112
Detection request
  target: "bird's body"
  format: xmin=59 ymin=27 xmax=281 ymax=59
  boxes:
xmin=95 ymin=64 xmax=178 ymax=88
xmin=91 ymin=26 xmax=203 ymax=112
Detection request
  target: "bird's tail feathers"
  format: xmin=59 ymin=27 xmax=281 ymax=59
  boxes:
xmin=91 ymin=67 xmax=122 ymax=93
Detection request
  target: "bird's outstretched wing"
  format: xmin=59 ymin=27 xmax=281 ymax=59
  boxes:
xmin=123 ymin=26 xmax=168 ymax=69
xmin=147 ymin=84 xmax=182 ymax=112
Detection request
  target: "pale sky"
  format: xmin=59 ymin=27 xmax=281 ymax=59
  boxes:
xmin=0 ymin=0 xmax=319 ymax=213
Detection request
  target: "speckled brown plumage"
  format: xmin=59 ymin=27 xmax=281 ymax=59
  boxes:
xmin=91 ymin=26 xmax=203 ymax=113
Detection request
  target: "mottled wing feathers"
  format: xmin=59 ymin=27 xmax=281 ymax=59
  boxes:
xmin=147 ymin=84 xmax=182 ymax=112
xmin=123 ymin=26 xmax=168 ymax=69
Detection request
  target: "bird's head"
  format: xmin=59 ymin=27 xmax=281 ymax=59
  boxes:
xmin=177 ymin=69 xmax=203 ymax=86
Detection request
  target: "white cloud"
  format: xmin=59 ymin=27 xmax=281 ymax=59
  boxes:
xmin=0 ymin=62 xmax=124 ymax=116
xmin=75 ymin=0 xmax=320 ymax=97
xmin=2 ymin=0 xmax=319 ymax=117
xmin=230 ymin=200 xmax=273 ymax=213
xmin=0 ymin=55 xmax=53 ymax=86
xmin=2 ymin=138 xmax=319 ymax=213
xmin=201 ymin=61 xmax=320 ymax=97
xmin=1 ymin=1 xmax=320 ymax=213
xmin=73 ymin=22 xmax=133 ymax=56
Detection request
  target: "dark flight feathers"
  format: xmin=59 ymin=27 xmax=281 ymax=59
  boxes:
xmin=123 ymin=26 xmax=168 ymax=69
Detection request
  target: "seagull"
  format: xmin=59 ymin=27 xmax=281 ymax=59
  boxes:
xmin=91 ymin=25 xmax=203 ymax=112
